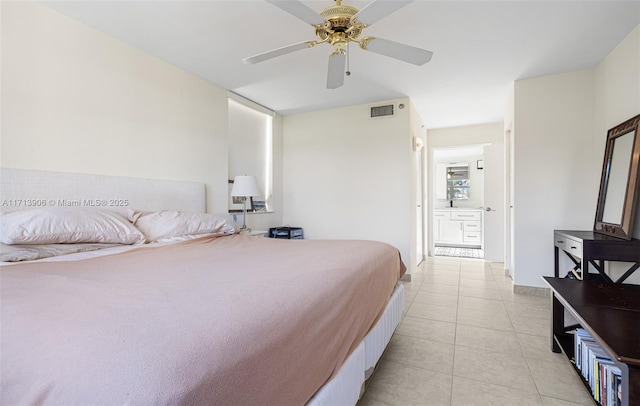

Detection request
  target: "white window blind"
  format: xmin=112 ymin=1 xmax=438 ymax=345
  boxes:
xmin=228 ymin=97 xmax=273 ymax=211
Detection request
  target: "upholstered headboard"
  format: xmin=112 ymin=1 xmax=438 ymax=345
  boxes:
xmin=0 ymin=168 xmax=206 ymax=214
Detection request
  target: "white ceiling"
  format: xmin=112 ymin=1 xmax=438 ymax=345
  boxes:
xmin=41 ymin=1 xmax=640 ymax=129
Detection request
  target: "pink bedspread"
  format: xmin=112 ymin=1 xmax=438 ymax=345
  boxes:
xmin=1 ymin=235 xmax=405 ymax=405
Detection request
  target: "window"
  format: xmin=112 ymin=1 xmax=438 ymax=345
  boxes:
xmin=227 ymin=93 xmax=273 ymax=212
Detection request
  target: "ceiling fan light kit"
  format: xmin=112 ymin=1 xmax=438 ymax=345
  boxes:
xmin=243 ymin=0 xmax=433 ymax=89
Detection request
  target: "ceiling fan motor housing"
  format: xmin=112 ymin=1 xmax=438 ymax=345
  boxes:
xmin=316 ymin=3 xmax=365 ymax=52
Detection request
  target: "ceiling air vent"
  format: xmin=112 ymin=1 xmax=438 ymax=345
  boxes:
xmin=370 ymin=104 xmax=395 ymax=118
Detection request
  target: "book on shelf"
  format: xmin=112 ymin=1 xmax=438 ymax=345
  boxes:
xmin=575 ymin=328 xmax=594 ymax=371
xmin=573 ymin=328 xmax=622 ymax=406
xmin=603 ymin=361 xmax=622 ymax=406
xmin=611 ymin=372 xmax=622 ymax=406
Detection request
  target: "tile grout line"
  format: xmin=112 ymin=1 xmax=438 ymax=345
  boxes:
xmin=492 ymin=260 xmax=547 ymax=405
xmin=388 ymin=259 xmax=585 ymax=406
xmin=449 ymin=259 xmax=462 ymax=405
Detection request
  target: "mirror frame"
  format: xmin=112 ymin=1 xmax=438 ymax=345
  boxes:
xmin=594 ymin=114 xmax=640 ymax=239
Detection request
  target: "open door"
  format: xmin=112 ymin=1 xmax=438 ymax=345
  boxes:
xmin=507 ymin=129 xmax=515 ymax=277
xmin=416 ymin=144 xmax=425 ymax=265
xmin=483 ymin=143 xmax=505 ymax=262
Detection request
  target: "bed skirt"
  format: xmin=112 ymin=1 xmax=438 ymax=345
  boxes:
xmin=306 ymin=283 xmax=404 ymax=405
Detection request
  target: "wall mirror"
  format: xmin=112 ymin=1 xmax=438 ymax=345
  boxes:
xmin=594 ymin=114 xmax=640 ymax=239
xmin=447 ymin=165 xmax=470 ymax=200
xmin=434 ymin=163 xmax=470 ymax=201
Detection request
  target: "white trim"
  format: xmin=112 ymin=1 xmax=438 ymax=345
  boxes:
xmin=227 ymin=91 xmax=276 ymax=117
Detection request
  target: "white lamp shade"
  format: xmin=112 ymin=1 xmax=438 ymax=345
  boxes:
xmin=231 ymin=175 xmax=261 ymax=197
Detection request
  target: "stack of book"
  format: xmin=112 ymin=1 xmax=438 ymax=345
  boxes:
xmin=574 ymin=328 xmax=623 ymax=406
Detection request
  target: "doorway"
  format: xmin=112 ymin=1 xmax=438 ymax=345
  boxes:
xmin=432 ymin=146 xmax=486 ymax=259
xmin=430 ymin=143 xmax=504 ymax=261
xmin=429 ymin=142 xmax=504 ymax=261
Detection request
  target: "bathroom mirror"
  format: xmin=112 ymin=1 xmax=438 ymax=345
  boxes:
xmin=447 ymin=165 xmax=470 ymax=200
xmin=594 ymin=114 xmax=640 ymax=239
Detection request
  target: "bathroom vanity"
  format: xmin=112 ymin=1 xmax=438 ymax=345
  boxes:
xmin=433 ymin=208 xmax=483 ymax=248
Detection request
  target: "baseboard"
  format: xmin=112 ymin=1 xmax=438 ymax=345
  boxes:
xmin=513 ymin=284 xmax=550 ymax=297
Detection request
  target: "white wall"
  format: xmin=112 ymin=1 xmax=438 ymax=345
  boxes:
xmin=594 ymin=24 xmax=640 ymax=284
xmin=428 ymin=123 xmax=504 ymax=148
xmin=282 ymin=99 xmax=416 ymax=271
xmin=512 ymin=70 xmax=596 ymax=288
xmin=512 ymin=24 xmax=640 ymax=288
xmin=594 ymin=25 xmax=640 ymax=141
xmin=0 ymin=1 xmax=283 ymax=222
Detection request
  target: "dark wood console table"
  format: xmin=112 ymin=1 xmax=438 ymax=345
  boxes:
xmin=554 ymin=230 xmax=640 ymax=282
xmin=544 ymin=277 xmax=640 ymax=406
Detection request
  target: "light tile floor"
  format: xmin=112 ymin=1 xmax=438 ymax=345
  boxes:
xmin=358 ymin=256 xmax=594 ymax=406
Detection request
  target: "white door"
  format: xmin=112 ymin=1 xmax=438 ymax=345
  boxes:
xmin=483 ymin=143 xmax=505 ymax=262
xmin=508 ymin=130 xmax=515 ymax=276
xmin=416 ymin=147 xmax=425 ymax=265
xmin=505 ymin=129 xmax=515 ymax=278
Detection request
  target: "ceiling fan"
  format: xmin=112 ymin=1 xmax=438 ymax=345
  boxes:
xmin=242 ymin=0 xmax=433 ymax=89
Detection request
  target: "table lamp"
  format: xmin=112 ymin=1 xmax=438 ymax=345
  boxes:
xmin=231 ymin=175 xmax=261 ymax=233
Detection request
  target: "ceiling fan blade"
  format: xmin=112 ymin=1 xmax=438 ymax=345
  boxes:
xmin=363 ymin=37 xmax=432 ymax=66
xmin=327 ymin=52 xmax=346 ymax=89
xmin=243 ymin=41 xmax=313 ymax=65
xmin=353 ymin=0 xmax=413 ymax=25
xmin=265 ymin=0 xmax=325 ymax=26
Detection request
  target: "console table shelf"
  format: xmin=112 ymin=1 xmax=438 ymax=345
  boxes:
xmin=543 ymin=277 xmax=640 ymax=406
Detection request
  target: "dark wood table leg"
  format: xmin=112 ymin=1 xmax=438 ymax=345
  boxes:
xmin=551 ymin=294 xmax=563 ymax=353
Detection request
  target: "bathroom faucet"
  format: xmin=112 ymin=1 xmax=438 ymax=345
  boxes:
xmin=449 ymin=200 xmax=453 ymax=208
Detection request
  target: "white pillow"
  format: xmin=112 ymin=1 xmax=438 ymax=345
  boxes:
xmin=127 ymin=210 xmax=239 ymax=242
xmin=1 ymin=209 xmax=146 ymax=245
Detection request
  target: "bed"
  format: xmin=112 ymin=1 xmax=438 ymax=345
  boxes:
xmin=0 ymin=168 xmax=405 ymax=405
